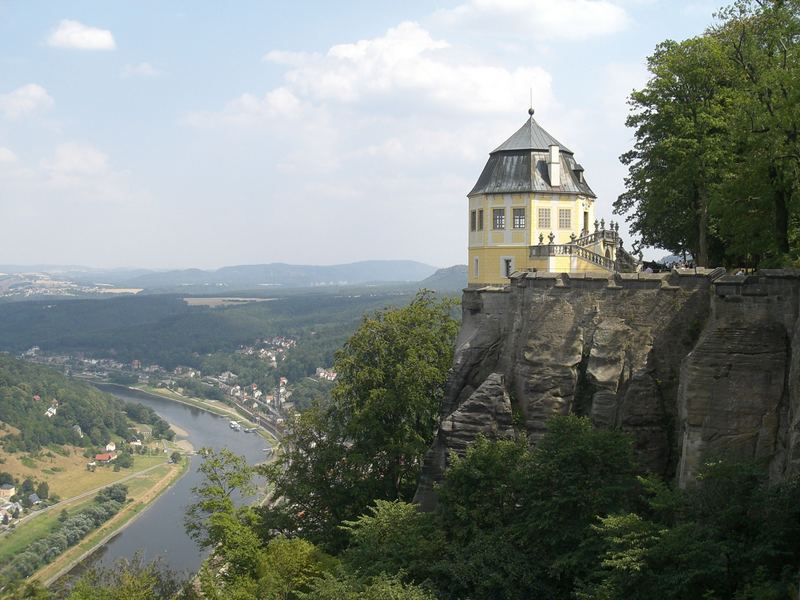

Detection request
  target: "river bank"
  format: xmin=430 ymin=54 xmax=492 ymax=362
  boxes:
xmin=50 ymin=385 xmax=272 ymax=579
xmin=17 ymin=383 xmax=276 ymax=587
xmin=36 ymin=457 xmax=189 ymax=586
xmin=122 ymin=383 xmax=280 ymax=446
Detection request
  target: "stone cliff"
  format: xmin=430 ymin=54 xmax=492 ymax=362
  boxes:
xmin=415 ymin=269 xmax=800 ymax=510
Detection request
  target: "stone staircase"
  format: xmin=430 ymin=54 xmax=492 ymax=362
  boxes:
xmin=529 ymin=222 xmax=641 ymax=273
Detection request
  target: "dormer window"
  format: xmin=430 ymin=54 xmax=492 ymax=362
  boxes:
xmin=574 ymin=164 xmax=585 ymax=184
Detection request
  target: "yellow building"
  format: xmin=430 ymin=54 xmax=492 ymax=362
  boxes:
xmin=468 ymin=109 xmax=637 ymax=286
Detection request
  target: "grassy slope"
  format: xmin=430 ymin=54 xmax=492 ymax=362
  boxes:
xmin=0 ymin=447 xmax=165 ymax=499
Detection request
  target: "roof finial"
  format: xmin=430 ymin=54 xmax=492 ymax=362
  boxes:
xmin=528 ymin=88 xmax=534 ymax=116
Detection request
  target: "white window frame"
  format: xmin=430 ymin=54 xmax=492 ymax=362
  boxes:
xmin=538 ymin=207 xmax=551 ymax=229
xmin=558 ymin=208 xmax=572 ymax=230
xmin=493 ymin=208 xmax=506 ymax=230
xmin=512 ymin=207 xmax=526 ymax=229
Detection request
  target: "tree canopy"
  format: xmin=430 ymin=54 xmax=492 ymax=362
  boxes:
xmin=258 ymin=291 xmax=458 ymax=549
xmin=616 ymin=0 xmax=800 ymax=267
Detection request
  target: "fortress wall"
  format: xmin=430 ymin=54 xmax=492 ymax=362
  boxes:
xmin=415 ymin=269 xmax=800 ymax=510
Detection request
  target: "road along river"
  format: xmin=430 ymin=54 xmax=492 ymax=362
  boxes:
xmin=63 ymin=384 xmax=270 ymax=579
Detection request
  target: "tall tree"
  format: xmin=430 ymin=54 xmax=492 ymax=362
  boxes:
xmin=715 ymin=0 xmax=800 ymax=263
xmin=261 ymin=291 xmax=458 ymax=549
xmin=616 ymin=35 xmax=734 ymax=266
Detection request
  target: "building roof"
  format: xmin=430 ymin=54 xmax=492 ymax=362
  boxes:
xmin=469 ymin=111 xmax=596 ymax=198
xmin=491 ymin=112 xmax=573 ymax=154
xmin=0 ymin=484 xmax=14 ymax=491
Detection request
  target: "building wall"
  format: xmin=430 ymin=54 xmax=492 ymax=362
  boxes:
xmin=468 ymin=191 xmax=597 ymax=285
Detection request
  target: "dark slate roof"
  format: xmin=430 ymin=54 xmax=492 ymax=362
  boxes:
xmin=491 ymin=114 xmax=572 ymax=154
xmin=469 ymin=114 xmax=596 ymax=197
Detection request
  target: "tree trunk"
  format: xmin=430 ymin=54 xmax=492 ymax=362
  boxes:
xmin=769 ymin=164 xmax=791 ymax=256
xmin=695 ymin=186 xmax=710 ymax=267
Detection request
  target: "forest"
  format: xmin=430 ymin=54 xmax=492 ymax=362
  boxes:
xmin=0 ymin=289 xmax=415 ymax=373
xmin=0 ymin=355 xmax=173 ymax=452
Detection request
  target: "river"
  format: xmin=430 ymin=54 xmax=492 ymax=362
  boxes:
xmin=69 ymin=385 xmax=269 ymax=578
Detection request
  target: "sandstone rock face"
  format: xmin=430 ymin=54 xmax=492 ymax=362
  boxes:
xmin=414 ymin=269 xmax=800 ymax=509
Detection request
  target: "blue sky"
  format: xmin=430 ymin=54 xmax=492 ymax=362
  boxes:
xmin=0 ymin=0 xmax=722 ymax=269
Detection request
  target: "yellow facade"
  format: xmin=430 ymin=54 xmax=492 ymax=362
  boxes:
xmin=467 ymin=192 xmax=600 ymax=285
xmin=463 ymin=111 xmax=631 ymax=286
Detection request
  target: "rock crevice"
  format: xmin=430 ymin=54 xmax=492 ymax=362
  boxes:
xmin=414 ymin=269 xmax=800 ymax=508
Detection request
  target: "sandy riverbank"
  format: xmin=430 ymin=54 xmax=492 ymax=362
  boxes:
xmin=168 ymin=422 xmax=195 ymax=453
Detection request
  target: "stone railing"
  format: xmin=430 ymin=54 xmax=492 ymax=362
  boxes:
xmin=530 ymin=243 xmax=616 ymax=271
xmin=616 ymin=246 xmax=640 ymax=272
xmin=573 ymin=228 xmax=618 ymax=248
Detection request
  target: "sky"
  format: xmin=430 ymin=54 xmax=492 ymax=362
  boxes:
xmin=0 ymin=0 xmax=724 ymax=269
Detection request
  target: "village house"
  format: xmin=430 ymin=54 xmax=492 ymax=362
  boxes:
xmin=1 ymin=501 xmax=22 ymax=520
xmin=315 ymin=367 xmax=337 ymax=381
xmin=134 ymin=425 xmax=152 ymax=440
xmin=0 ymin=483 xmax=16 ymax=500
xmin=95 ymin=452 xmax=117 ymax=464
xmin=105 ymin=441 xmax=116 ymax=452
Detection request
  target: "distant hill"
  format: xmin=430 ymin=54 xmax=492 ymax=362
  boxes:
xmin=417 ymin=265 xmax=467 ymax=293
xmin=0 ymin=355 xmax=127 ymax=452
xmin=0 ymin=289 xmax=415 ymax=371
xmin=115 ymin=260 xmax=439 ymax=290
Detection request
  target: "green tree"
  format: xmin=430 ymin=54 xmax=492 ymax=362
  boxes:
xmin=305 ymin=573 xmax=438 ymax=600
xmin=115 ymin=451 xmax=133 ymax=469
xmin=185 ymin=447 xmax=257 ymax=550
xmin=715 ymin=0 xmax=800 ymax=264
xmin=341 ymin=500 xmax=447 ymax=588
xmin=35 ymin=481 xmax=48 ymax=500
xmin=64 ymin=554 xmax=187 ymax=600
xmin=616 ymin=35 xmax=734 ymax=266
xmin=170 ymin=451 xmax=182 ymax=464
xmin=196 ymin=536 xmax=338 ymax=600
xmin=583 ymin=463 xmax=800 ymax=600
xmin=435 ymin=417 xmax=639 ymax=600
xmin=261 ymin=291 xmax=458 ymax=549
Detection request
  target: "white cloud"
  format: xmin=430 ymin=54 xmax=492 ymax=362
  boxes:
xmin=47 ymin=19 xmax=116 ymax=50
xmin=434 ymin=0 xmax=630 ymax=40
xmin=0 ymin=84 xmax=54 ymax=119
xmin=197 ymin=21 xmax=554 ymax=128
xmin=46 ymin=142 xmax=108 ymax=176
xmin=184 ymin=86 xmax=304 ymax=127
xmin=263 ymin=50 xmax=319 ymax=67
xmin=0 ymin=147 xmax=18 ymax=163
xmin=121 ymin=62 xmax=162 ymax=78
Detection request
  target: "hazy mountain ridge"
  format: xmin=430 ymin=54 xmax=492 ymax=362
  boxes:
xmin=418 ymin=265 xmax=468 ymax=292
xmin=0 ymin=261 xmax=447 ymax=296
xmin=124 ymin=260 xmax=439 ymax=289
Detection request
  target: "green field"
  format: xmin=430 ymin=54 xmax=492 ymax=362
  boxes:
xmin=35 ymin=461 xmax=184 ymax=585
xmin=0 ymin=496 xmax=93 ymax=568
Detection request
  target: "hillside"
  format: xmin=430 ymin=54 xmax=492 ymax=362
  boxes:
xmin=89 ymin=260 xmax=439 ymax=290
xmin=0 ymin=289 xmax=416 ymax=371
xmin=0 ymin=355 xmax=131 ymax=452
xmin=419 ymin=265 xmax=467 ymax=292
